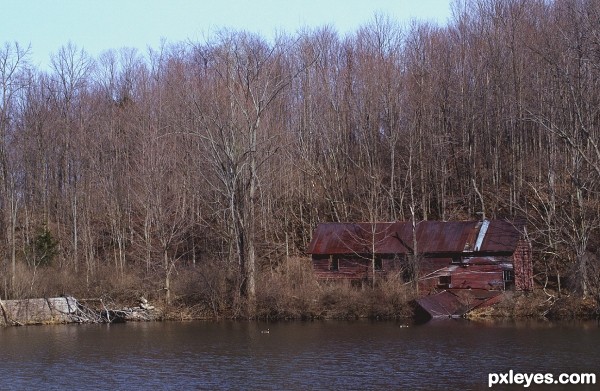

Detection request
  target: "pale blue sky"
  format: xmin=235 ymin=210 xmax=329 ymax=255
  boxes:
xmin=1 ymin=0 xmax=453 ymax=70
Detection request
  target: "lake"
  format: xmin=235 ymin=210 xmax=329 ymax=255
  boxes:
xmin=0 ymin=319 xmax=598 ymax=390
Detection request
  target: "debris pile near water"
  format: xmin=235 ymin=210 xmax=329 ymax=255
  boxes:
xmin=0 ymin=296 xmax=158 ymax=326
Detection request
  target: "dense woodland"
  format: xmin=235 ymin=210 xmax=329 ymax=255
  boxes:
xmin=1 ymin=0 xmax=600 ymax=316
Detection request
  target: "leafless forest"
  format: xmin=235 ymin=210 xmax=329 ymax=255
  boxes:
xmin=1 ymin=0 xmax=599 ymax=317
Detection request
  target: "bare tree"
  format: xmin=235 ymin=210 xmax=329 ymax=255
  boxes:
xmin=0 ymin=42 xmax=30 ymax=296
xmin=192 ymin=32 xmax=302 ymax=306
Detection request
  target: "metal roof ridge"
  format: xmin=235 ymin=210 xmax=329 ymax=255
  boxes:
xmin=473 ymin=219 xmax=490 ymax=252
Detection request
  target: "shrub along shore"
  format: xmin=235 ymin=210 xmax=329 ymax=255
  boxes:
xmin=3 ymin=257 xmax=597 ymax=326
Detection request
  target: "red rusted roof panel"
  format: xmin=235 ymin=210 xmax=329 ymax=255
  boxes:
xmin=479 ymin=220 xmax=525 ymax=252
xmin=416 ymin=289 xmax=503 ymax=318
xmin=413 ymin=221 xmax=479 ymax=253
xmin=415 ymin=290 xmax=465 ymax=317
xmin=307 ymin=220 xmax=523 ymax=255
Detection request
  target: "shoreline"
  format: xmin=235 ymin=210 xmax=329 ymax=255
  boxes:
xmin=3 ymin=291 xmax=597 ymax=327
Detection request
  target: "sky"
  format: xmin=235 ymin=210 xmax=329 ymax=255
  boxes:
xmin=1 ymin=0 xmax=454 ymax=70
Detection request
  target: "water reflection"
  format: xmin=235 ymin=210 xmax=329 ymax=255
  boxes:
xmin=0 ymin=319 xmax=598 ymax=390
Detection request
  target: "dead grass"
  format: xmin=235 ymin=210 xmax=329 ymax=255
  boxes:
xmin=254 ymin=258 xmax=414 ymax=320
xmin=467 ymin=290 xmax=599 ymax=320
xmin=9 ymin=257 xmax=597 ymax=322
xmin=0 ymin=257 xmax=418 ymax=320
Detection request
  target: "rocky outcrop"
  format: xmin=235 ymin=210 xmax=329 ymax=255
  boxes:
xmin=0 ymin=296 xmax=159 ymax=326
xmin=0 ymin=297 xmax=80 ymax=326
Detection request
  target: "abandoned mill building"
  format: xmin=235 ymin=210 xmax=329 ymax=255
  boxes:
xmin=307 ymin=219 xmax=533 ymax=318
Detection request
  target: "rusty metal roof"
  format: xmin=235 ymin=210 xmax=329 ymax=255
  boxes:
xmin=479 ymin=220 xmax=524 ymax=252
xmin=415 ymin=290 xmax=466 ymax=318
xmin=307 ymin=220 xmax=525 ymax=255
xmin=415 ymin=289 xmax=503 ymax=318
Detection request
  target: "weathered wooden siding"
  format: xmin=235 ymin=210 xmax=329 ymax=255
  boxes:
xmin=313 ymin=255 xmax=396 ymax=281
xmin=316 ymin=254 xmax=511 ymax=292
xmin=313 ymin=255 xmax=370 ymax=280
xmin=449 ymin=265 xmax=505 ymax=290
xmin=418 ymin=259 xmax=510 ymax=293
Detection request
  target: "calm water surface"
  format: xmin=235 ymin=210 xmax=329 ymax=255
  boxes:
xmin=0 ymin=319 xmax=598 ymax=390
